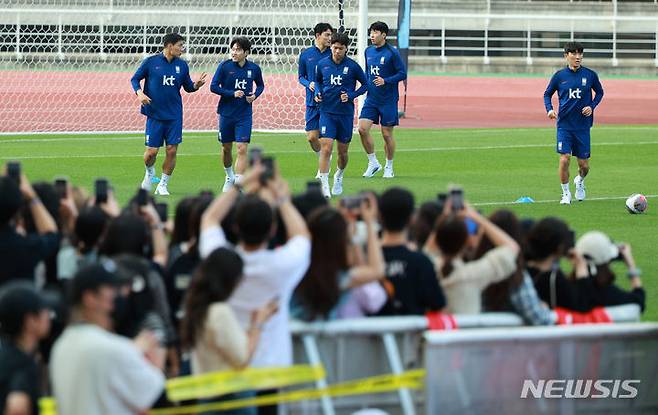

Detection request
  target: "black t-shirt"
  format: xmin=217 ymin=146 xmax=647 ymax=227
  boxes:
xmin=0 ymin=225 xmax=60 ymax=284
xmin=527 ymin=266 xmax=595 ymax=312
xmin=376 ymin=245 xmax=446 ymax=316
xmin=164 ymin=251 xmax=200 ymax=328
xmin=0 ymin=342 xmax=40 ymax=415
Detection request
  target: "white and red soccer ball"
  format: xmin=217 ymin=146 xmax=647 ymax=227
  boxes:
xmin=625 ymin=194 xmax=648 ymax=214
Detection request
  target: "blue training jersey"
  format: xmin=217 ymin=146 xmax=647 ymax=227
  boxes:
xmin=364 ymin=43 xmax=407 ymax=106
xmin=315 ymin=55 xmax=367 ymax=116
xmin=130 ymin=53 xmax=196 ymax=121
xmin=210 ymin=59 xmax=265 ymax=119
xmin=543 ymin=66 xmax=604 ymax=131
xmin=298 ymin=45 xmax=331 ymax=108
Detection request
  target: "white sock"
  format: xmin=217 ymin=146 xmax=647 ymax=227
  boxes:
xmin=385 ymin=159 xmax=393 ymax=169
xmin=367 ymin=153 xmax=378 ymax=164
xmin=161 ymin=173 xmax=171 ymax=186
xmin=561 ymin=183 xmax=570 ymax=193
xmin=319 ymin=173 xmax=329 ymax=184
xmin=145 ymin=165 xmax=155 ymax=177
xmin=234 ymin=174 xmax=243 ymax=185
xmin=224 ymin=166 xmax=234 ymax=179
xmin=575 ymin=175 xmax=583 ymax=184
xmin=335 ymin=168 xmax=344 ymax=179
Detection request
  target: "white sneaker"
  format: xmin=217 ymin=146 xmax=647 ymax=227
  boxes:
xmin=560 ymin=192 xmax=572 ymax=205
xmin=315 ymin=170 xmax=321 ymax=180
xmin=154 ymin=184 xmax=169 ymax=196
xmin=574 ymin=177 xmax=586 ymax=201
xmin=141 ymin=177 xmax=152 ymax=191
xmin=362 ymin=161 xmax=382 ymax=178
xmin=332 ymin=175 xmax=343 ymax=196
xmin=383 ymin=166 xmax=394 ymax=178
xmin=321 ymin=180 xmax=331 ymax=199
xmin=222 ymin=176 xmax=234 ymax=193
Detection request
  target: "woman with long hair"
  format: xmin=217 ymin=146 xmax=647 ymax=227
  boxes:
xmin=292 ymin=193 xmax=386 ymax=321
xmin=424 ymin=202 xmax=520 ymax=314
xmin=180 ymin=247 xmax=276 ymax=415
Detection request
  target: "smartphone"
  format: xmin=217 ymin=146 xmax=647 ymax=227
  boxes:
xmin=7 ymin=161 xmax=20 ymax=184
xmin=450 ymin=187 xmax=464 ymax=211
xmin=260 ymin=156 xmax=275 ymax=184
xmin=248 ymin=146 xmax=264 ymax=167
xmin=306 ymin=181 xmax=321 ymax=194
xmin=54 ymin=178 xmax=68 ymax=200
xmin=155 ymin=202 xmax=168 ymax=223
xmin=565 ymin=230 xmax=576 ymax=250
xmin=437 ymin=192 xmax=448 ymax=211
xmin=340 ymin=195 xmax=363 ymax=210
xmin=136 ymin=188 xmax=148 ymax=206
xmin=95 ymin=178 xmax=108 ymax=205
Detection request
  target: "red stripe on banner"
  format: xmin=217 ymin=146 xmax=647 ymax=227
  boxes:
xmin=426 ymin=311 xmax=458 ymax=330
xmin=554 ymin=307 xmax=612 ymax=325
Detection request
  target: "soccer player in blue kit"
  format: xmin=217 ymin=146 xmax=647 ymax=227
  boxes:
xmin=358 ymin=21 xmax=407 ymax=179
xmin=298 ymin=23 xmax=333 ymax=178
xmin=131 ymin=33 xmax=207 ymax=195
xmin=210 ymin=37 xmax=265 ymax=192
xmin=315 ymin=32 xmax=367 ymax=198
xmin=544 ymin=41 xmax=604 ymax=205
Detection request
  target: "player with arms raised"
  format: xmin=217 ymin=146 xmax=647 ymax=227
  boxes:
xmin=315 ymin=32 xmax=367 ymax=198
xmin=210 ymin=37 xmax=265 ymax=192
xmin=544 ymin=41 xmax=604 ymax=205
xmin=131 ymin=32 xmax=207 ymax=195
xmin=358 ymin=21 xmax=407 ymax=179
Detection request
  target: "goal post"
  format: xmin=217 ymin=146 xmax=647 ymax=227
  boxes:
xmin=0 ymin=0 xmax=369 ymax=134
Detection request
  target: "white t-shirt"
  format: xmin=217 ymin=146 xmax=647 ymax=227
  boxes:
xmin=50 ymin=324 xmax=165 ymax=415
xmin=200 ymin=225 xmax=311 ymax=367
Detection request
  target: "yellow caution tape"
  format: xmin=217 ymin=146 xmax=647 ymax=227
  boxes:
xmin=150 ymin=369 xmax=425 ymax=415
xmin=166 ymin=364 xmax=326 ymax=401
xmin=40 ymin=368 xmax=425 ymax=415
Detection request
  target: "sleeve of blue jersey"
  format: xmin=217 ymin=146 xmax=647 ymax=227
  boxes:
xmin=543 ymin=72 xmax=559 ymax=112
xmin=130 ymin=57 xmax=149 ymax=92
xmin=348 ymin=61 xmax=368 ymax=100
xmin=254 ymin=65 xmax=265 ymax=98
xmin=210 ymin=61 xmax=233 ymax=97
xmin=181 ymin=61 xmax=196 ymax=93
xmin=383 ymin=47 xmax=407 ymax=84
xmin=590 ymin=70 xmax=604 ymax=110
xmin=298 ymin=50 xmax=311 ymax=88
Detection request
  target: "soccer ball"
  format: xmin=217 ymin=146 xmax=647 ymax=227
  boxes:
xmin=625 ymin=194 xmax=648 ymax=214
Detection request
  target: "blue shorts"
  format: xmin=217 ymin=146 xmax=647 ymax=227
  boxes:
xmin=557 ymin=128 xmax=590 ymax=159
xmin=305 ymin=106 xmax=321 ymax=132
xmin=145 ymin=118 xmax=182 ymax=148
xmin=218 ymin=115 xmax=252 ymax=144
xmin=359 ymin=102 xmax=399 ymax=127
xmin=319 ymin=113 xmax=353 ymax=143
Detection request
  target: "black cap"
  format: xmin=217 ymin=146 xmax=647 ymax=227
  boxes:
xmin=70 ymin=260 xmax=123 ymax=305
xmin=0 ymin=282 xmax=49 ymax=338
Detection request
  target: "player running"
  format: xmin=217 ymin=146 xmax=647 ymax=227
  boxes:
xmin=315 ymin=32 xmax=367 ymax=198
xmin=210 ymin=36 xmax=265 ymax=192
xmin=544 ymin=41 xmax=604 ymax=205
xmin=298 ymin=23 xmax=333 ymax=178
xmin=131 ymin=32 xmax=207 ymax=195
xmin=358 ymin=21 xmax=407 ymax=179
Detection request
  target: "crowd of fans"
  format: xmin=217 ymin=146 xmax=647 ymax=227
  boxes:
xmin=0 ymin=161 xmax=646 ymax=415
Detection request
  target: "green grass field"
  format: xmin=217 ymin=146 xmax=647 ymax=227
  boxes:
xmin=1 ymin=125 xmax=656 ymax=319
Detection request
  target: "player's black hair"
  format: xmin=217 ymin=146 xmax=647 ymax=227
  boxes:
xmin=314 ymin=23 xmax=334 ymax=36
xmin=330 ymin=32 xmax=351 ymax=47
xmin=163 ymin=33 xmax=185 ymax=47
xmin=230 ymin=36 xmax=252 ymax=53
xmin=564 ymin=41 xmax=584 ymax=54
xmin=369 ymin=21 xmax=389 ymax=35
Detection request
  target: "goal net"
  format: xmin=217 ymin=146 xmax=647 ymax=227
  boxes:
xmin=0 ymin=0 xmax=366 ymax=133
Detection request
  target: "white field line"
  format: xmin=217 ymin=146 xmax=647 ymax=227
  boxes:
xmin=2 ymin=141 xmax=658 ymax=159
xmin=473 ymin=195 xmax=658 ymax=207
